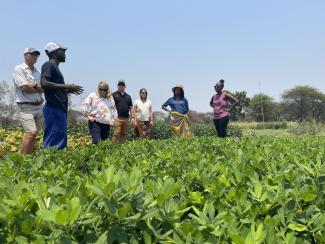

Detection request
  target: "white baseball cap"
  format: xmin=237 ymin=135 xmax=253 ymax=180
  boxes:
xmin=45 ymin=42 xmax=67 ymax=53
xmin=24 ymin=47 xmax=40 ymax=55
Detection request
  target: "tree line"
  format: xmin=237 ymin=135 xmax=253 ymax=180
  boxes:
xmin=1 ymin=80 xmax=324 ymax=125
xmin=231 ymin=86 xmax=325 ymax=122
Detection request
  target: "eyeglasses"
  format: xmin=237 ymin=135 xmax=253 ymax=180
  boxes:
xmin=99 ymin=89 xmax=108 ymax=92
xmin=141 ymin=92 xmax=147 ymax=94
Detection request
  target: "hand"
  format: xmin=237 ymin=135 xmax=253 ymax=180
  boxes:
xmin=35 ymin=84 xmax=43 ymax=93
xmin=67 ymin=84 xmax=84 ymax=95
xmin=32 ymin=83 xmax=42 ymax=93
xmin=87 ymin=115 xmax=96 ymax=122
xmin=108 ymin=119 xmax=113 ymax=125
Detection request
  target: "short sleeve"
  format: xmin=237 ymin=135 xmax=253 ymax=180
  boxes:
xmin=133 ymin=99 xmax=139 ymax=108
xmin=41 ymin=62 xmax=53 ymax=81
xmin=13 ymin=66 xmax=28 ymax=87
xmin=128 ymin=96 xmax=133 ymax=107
xmin=162 ymin=98 xmax=171 ymax=108
xmin=109 ymin=97 xmax=118 ymax=122
xmin=112 ymin=92 xmax=116 ymax=101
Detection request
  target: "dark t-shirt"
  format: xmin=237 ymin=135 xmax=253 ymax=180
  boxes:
xmin=112 ymin=91 xmax=133 ymax=118
xmin=41 ymin=61 xmax=68 ymax=111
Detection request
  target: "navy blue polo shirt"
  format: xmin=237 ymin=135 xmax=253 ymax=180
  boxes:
xmin=41 ymin=61 xmax=68 ymax=111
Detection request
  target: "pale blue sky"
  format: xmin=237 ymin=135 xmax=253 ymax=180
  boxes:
xmin=0 ymin=0 xmax=324 ymax=112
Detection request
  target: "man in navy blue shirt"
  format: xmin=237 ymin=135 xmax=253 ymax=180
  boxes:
xmin=41 ymin=42 xmax=83 ymax=149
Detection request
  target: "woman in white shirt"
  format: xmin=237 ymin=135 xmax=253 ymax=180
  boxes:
xmin=132 ymin=88 xmax=153 ymax=138
xmin=81 ymin=81 xmax=117 ymax=144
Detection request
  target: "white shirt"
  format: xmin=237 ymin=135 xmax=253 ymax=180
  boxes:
xmin=134 ymin=99 xmax=152 ymax=121
xmin=81 ymin=92 xmax=118 ymax=125
xmin=13 ymin=63 xmax=42 ymax=103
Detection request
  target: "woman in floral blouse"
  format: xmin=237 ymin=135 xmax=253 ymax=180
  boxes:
xmin=81 ymin=81 xmax=117 ymax=144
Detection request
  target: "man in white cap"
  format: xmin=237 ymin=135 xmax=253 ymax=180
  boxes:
xmin=41 ymin=42 xmax=83 ymax=149
xmin=13 ymin=47 xmax=43 ymax=154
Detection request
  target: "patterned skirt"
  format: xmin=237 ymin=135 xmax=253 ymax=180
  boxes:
xmin=170 ymin=112 xmax=192 ymax=137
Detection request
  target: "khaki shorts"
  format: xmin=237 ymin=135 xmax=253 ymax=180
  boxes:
xmin=17 ymin=104 xmax=44 ymax=132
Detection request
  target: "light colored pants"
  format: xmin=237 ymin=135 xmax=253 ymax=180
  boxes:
xmin=17 ymin=104 xmax=43 ymax=132
xmin=112 ymin=117 xmax=130 ymax=143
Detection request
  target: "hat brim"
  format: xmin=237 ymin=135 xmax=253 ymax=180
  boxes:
xmin=25 ymin=50 xmax=41 ymax=55
xmin=47 ymin=47 xmax=67 ymax=54
xmin=57 ymin=47 xmax=67 ymax=52
xmin=29 ymin=51 xmax=40 ymax=55
xmin=172 ymin=86 xmax=183 ymax=92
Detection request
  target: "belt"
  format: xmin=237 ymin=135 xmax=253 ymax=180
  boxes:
xmin=17 ymin=101 xmax=42 ymax=106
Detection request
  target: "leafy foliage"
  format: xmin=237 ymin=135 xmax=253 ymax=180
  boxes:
xmin=288 ymin=120 xmax=323 ymax=136
xmin=281 ymin=86 xmax=325 ymax=121
xmin=235 ymin=121 xmax=288 ymax=130
xmin=247 ymin=93 xmax=280 ymax=122
xmin=0 ymin=122 xmax=242 ymax=156
xmin=230 ymin=91 xmax=250 ymax=121
xmin=0 ymin=136 xmax=324 ymax=242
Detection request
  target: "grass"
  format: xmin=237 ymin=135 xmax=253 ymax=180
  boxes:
xmin=231 ymin=121 xmax=325 ymax=136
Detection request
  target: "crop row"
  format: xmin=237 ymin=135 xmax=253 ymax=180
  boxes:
xmin=0 ymin=121 xmax=242 ymax=156
xmin=0 ymin=136 xmax=324 ymax=243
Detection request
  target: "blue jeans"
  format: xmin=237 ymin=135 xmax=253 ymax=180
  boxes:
xmin=43 ymin=105 xmax=67 ymax=149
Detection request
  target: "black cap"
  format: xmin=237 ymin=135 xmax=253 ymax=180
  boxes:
xmin=118 ymin=80 xmax=126 ymax=86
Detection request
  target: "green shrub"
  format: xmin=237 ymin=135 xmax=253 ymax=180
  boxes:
xmin=255 ymin=121 xmax=288 ymax=130
xmin=192 ymin=123 xmax=242 ymax=137
xmin=70 ymin=120 xmax=242 ymax=139
xmin=288 ymin=120 xmax=323 ymax=135
xmin=234 ymin=121 xmax=288 ymax=130
xmin=1 ymin=137 xmax=325 ymax=242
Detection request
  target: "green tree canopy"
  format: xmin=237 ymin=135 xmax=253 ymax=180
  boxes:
xmin=229 ymin=91 xmax=250 ymax=121
xmin=248 ymin=93 xmax=280 ymax=121
xmin=281 ymin=86 xmax=325 ymax=121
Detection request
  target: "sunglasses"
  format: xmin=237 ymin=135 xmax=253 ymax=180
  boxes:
xmin=141 ymin=92 xmax=147 ymax=94
xmin=28 ymin=53 xmax=40 ymax=57
xmin=99 ymin=89 xmax=108 ymax=92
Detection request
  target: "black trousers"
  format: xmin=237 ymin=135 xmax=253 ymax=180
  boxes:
xmin=213 ymin=115 xmax=230 ymax=138
xmin=88 ymin=121 xmax=110 ymax=144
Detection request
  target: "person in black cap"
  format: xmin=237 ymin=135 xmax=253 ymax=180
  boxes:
xmin=13 ymin=47 xmax=43 ymax=154
xmin=112 ymin=80 xmax=133 ymax=143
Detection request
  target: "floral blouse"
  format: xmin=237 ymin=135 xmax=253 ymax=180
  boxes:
xmin=81 ymin=92 xmax=118 ymax=125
